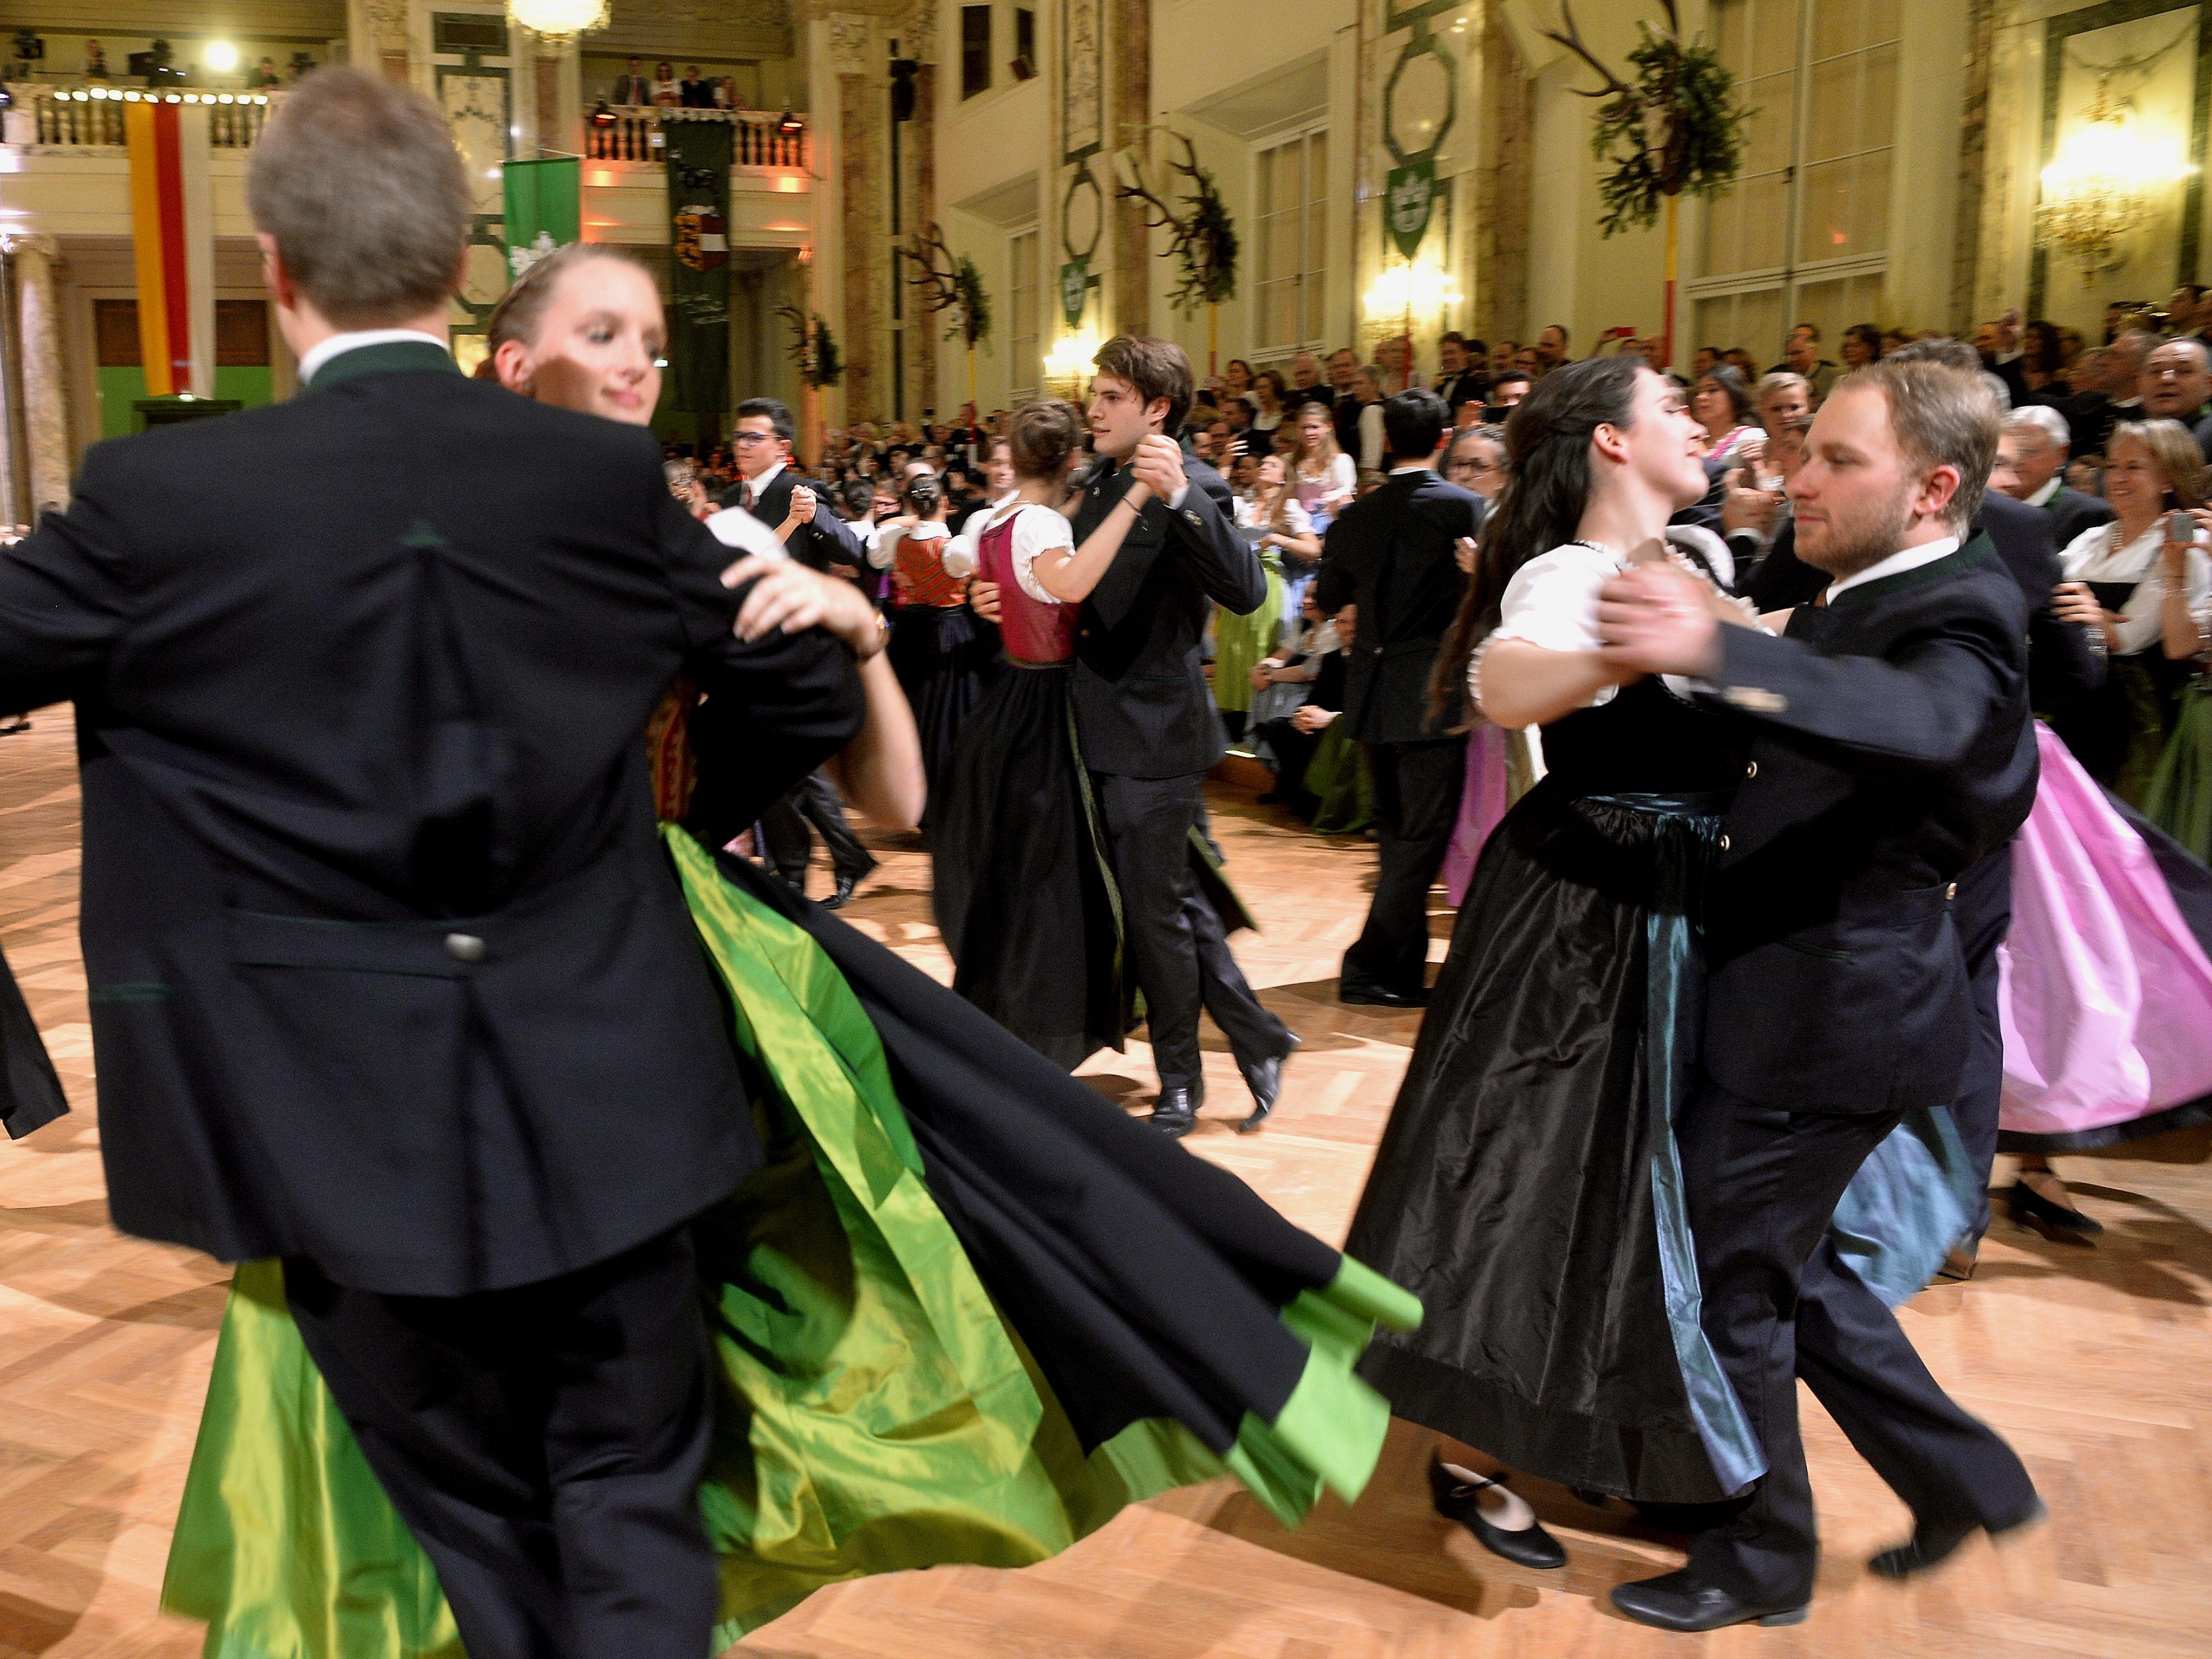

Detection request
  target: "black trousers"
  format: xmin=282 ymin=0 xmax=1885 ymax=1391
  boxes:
xmin=761 ymin=769 xmax=873 ymax=892
xmin=1950 ymin=847 xmax=2013 ymax=1239
xmin=285 ymin=1230 xmax=717 ymax=1659
xmin=1341 ymin=737 xmax=1464 ymax=994
xmin=1092 ymin=770 xmax=1287 ymax=1094
xmin=1678 ymin=1079 xmax=2037 ymax=1603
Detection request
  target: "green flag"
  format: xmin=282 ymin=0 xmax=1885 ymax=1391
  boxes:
xmin=501 ymin=156 xmax=581 ymax=282
xmin=663 ymin=120 xmax=732 ymax=415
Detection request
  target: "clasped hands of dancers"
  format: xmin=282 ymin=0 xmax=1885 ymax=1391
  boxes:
xmin=0 ymin=65 xmax=2059 ymax=1657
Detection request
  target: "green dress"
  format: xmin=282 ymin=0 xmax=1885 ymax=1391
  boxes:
xmin=1211 ymin=546 xmax=1285 ymax=718
xmin=161 ymin=826 xmax=1418 ymax=1656
xmin=2146 ymin=673 xmax=2212 ymax=861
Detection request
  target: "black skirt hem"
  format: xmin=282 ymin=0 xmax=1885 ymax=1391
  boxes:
xmin=1359 ymin=1342 xmax=1750 ymax=1505
xmin=1997 ymin=1089 xmax=2212 ymax=1154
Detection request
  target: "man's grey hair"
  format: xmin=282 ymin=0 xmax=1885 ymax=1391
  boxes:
xmin=1979 ymin=371 xmax=2013 ymax=413
xmin=249 ymin=67 xmax=471 ymax=327
xmin=2005 ymin=404 xmax=2071 ymax=451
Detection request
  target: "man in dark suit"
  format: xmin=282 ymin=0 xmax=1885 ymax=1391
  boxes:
xmin=1313 ymin=390 xmax=1478 ymax=1005
xmin=1428 ymin=331 xmax=1481 ymax=419
xmin=0 ymin=70 xmax=869 ymax=1658
xmin=714 ymin=398 xmax=878 ymax=905
xmin=1068 ymin=335 xmax=1296 ymax=1136
xmin=715 ymin=396 xmax=866 ymax=576
xmin=1997 ymin=404 xmax=2114 ymax=551
xmin=1597 ymin=359 xmax=2043 ymax=1633
xmin=608 ymin=54 xmax=652 ymax=104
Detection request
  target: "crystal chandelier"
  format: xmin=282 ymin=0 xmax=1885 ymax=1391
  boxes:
xmin=2038 ymin=81 xmax=2194 ymax=275
xmin=506 ymin=0 xmax=609 ymax=42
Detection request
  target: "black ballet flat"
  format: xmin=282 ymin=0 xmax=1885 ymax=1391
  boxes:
xmin=2006 ymin=1180 xmax=2103 ymax=1239
xmin=1427 ymin=1456 xmax=1567 ymax=1569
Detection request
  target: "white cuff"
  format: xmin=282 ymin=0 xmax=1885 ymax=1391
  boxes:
xmin=1168 ymin=483 xmax=1190 ymax=511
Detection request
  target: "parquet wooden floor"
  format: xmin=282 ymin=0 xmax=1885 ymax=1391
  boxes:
xmin=4 ymin=706 xmax=2210 ymax=1658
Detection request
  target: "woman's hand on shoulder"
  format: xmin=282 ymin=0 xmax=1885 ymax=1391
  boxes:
xmin=721 ymin=555 xmax=883 ymax=657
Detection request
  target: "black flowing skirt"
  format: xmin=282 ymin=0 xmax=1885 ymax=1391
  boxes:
xmin=1344 ymin=777 xmax=1764 ymax=1504
xmin=932 ymin=660 xmax=1125 ymax=1068
xmin=889 ymin=603 xmax=994 ymax=817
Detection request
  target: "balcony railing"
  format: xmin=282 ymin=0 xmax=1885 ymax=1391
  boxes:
xmin=586 ymin=106 xmax=809 ymax=170
xmin=2 ymin=83 xmax=280 ymax=149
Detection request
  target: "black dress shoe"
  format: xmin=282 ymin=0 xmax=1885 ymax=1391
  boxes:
xmin=1147 ymin=1085 xmax=1199 ymax=1138
xmin=1868 ymin=1497 xmax=2045 ymax=1580
xmin=1236 ymin=1033 xmax=1301 ymax=1134
xmin=1610 ymin=1569 xmax=1807 ymax=1632
xmin=1427 ymin=1457 xmax=1567 ymax=1569
xmin=823 ymin=867 xmax=873 ymax=910
xmin=2007 ymin=1179 xmax=2102 ymax=1238
xmin=1338 ymin=980 xmax=1427 ymax=1009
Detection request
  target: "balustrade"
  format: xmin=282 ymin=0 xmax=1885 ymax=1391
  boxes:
xmin=3 ymin=84 xmax=277 ymax=149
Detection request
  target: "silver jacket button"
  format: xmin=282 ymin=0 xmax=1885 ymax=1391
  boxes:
xmin=1745 ymin=760 xmax=1758 ymax=779
xmin=444 ymin=932 xmax=486 ymax=963
xmin=1718 ymin=834 xmax=1731 ymax=851
xmin=1946 ymin=882 xmax=1958 ymax=900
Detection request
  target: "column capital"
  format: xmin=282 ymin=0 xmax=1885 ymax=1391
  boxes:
xmin=0 ymin=233 xmax=62 ymax=262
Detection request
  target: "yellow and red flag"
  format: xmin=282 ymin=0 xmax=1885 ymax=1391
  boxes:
xmin=125 ymin=98 xmax=214 ymax=398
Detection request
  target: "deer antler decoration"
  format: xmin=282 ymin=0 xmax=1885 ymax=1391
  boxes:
xmin=899 ymin=222 xmax=990 ymax=350
xmin=1113 ymin=130 xmax=1238 ymax=317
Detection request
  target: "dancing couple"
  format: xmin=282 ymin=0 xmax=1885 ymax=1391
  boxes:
xmin=935 ymin=337 xmax=1300 ymax=1136
xmin=0 ymin=70 xmax=1417 ymax=1659
xmin=1349 ymin=353 xmax=2043 ymax=1630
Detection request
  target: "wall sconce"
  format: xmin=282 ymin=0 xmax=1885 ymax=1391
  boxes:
xmin=1362 ymin=259 xmax=1462 ymax=322
xmin=1044 ymin=332 xmax=1100 ymax=398
xmin=2039 ymin=82 xmax=2194 ymax=275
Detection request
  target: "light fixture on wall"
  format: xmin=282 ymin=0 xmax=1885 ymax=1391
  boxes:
xmin=1043 ymin=332 xmax=1100 ymax=398
xmin=2039 ymin=81 xmax=2194 ymax=275
xmin=505 ymin=0 xmax=609 ymax=42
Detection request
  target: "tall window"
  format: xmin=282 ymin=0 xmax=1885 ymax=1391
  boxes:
xmin=1014 ymin=7 xmax=1037 ymax=75
xmin=1254 ymin=126 xmax=1329 ymax=354
xmin=1009 ymin=227 xmax=1040 ymax=399
xmin=1690 ymin=0 xmax=1899 ymax=363
xmin=960 ymin=4 xmax=992 ymax=100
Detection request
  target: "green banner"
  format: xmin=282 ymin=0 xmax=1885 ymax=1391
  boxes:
xmin=664 ymin=120 xmax=732 ymax=415
xmin=1059 ymin=258 xmax=1089 ymax=328
xmin=1385 ymin=159 xmax=1436 ymax=262
xmin=501 ymin=156 xmax=581 ymax=282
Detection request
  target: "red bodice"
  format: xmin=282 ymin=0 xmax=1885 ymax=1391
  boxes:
xmin=979 ymin=508 xmax=1080 ymax=663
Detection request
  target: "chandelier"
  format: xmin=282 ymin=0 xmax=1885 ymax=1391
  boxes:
xmin=506 ymin=0 xmax=609 ymax=42
xmin=2038 ymin=81 xmax=2193 ymax=275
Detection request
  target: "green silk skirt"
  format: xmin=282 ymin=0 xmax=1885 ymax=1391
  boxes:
xmin=1211 ymin=552 xmax=1285 ymax=716
xmin=161 ymin=826 xmax=1418 ymax=1656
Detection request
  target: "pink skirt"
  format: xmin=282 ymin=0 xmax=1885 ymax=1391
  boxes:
xmin=1441 ymin=724 xmax=1518 ymax=907
xmin=1998 ymin=724 xmax=2212 ymax=1151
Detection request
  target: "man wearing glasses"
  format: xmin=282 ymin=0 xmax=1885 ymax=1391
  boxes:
xmin=715 ymin=397 xmax=867 ymax=578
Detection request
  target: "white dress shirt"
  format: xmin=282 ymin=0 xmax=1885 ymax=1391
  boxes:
xmin=2027 ymin=476 xmax=2063 ymax=509
xmin=1824 ymin=534 xmax=1960 ymax=604
xmin=296 ymin=329 xmax=449 ymax=387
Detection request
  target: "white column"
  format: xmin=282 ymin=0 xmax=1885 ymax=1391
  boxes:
xmin=12 ymin=237 xmax=71 ymax=517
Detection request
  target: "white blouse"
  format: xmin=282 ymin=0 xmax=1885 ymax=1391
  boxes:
xmin=867 ymin=518 xmax=946 ymax=572
xmin=2061 ymin=520 xmax=2212 ymax=656
xmin=956 ymin=501 xmax=1075 ymax=602
xmin=1480 ymin=541 xmax=1627 ymax=710
xmin=1234 ymin=495 xmax=1315 ymax=538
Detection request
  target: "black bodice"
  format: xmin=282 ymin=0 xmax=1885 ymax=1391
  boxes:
xmin=1537 ymin=677 xmax=1748 ymax=796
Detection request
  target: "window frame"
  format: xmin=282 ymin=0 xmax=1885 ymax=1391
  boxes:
xmin=1686 ymin=0 xmax=1899 ymax=347
xmin=960 ymin=3 xmax=993 ymax=101
xmin=1249 ymin=120 xmax=1332 ymax=357
xmin=1009 ymin=223 xmax=1042 ymax=403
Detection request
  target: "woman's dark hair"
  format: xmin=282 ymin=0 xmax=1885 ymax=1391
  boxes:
xmin=1007 ymin=399 xmax=1084 ymax=479
xmin=2021 ymin=319 xmax=2064 ymax=376
xmin=901 ymin=472 xmax=945 ymax=517
xmin=1697 ymin=363 xmax=1754 ymax=427
xmin=839 ymin=477 xmax=874 ymax=518
xmin=1844 ymin=322 xmax=1882 ymax=362
xmin=1425 ymin=355 xmax=1646 ymax=727
xmin=1253 ymin=368 xmax=1287 ymax=405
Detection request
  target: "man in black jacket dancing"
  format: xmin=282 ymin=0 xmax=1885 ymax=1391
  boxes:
xmin=1314 ymin=389 xmax=1480 ymax=1006
xmin=1067 ymin=336 xmax=1299 ymax=1136
xmin=0 ymin=69 xmax=866 ymax=1658
xmin=1597 ymin=357 xmax=2043 ymax=1632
